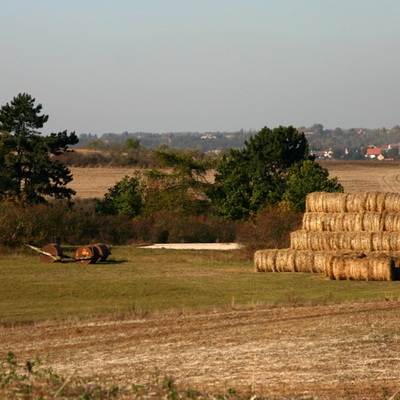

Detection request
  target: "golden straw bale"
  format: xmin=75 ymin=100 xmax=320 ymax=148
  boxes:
xmin=275 ymin=249 xmax=297 ymax=272
xmin=327 ymin=254 xmax=398 ymax=281
xmin=302 ymin=212 xmax=324 ymax=231
xmin=368 ymin=256 xmax=395 ymax=281
xmin=254 ymin=250 xmax=263 ymax=272
xmin=362 ymin=212 xmax=383 ymax=231
xmin=330 ymin=256 xmax=347 ymax=280
xmin=365 ymin=192 xmax=387 ymax=212
xmin=349 ymin=232 xmax=373 ymax=252
xmin=291 ymin=231 xmax=377 ymax=252
xmin=383 ymin=193 xmax=400 ymax=212
xmin=342 ymin=213 xmax=363 ymax=231
xmin=328 ymin=255 xmax=368 ymax=280
xmin=371 ymin=232 xmax=389 ymax=252
xmin=290 ymin=231 xmax=309 ymax=250
xmin=313 ymin=251 xmax=330 ymax=273
xmin=254 ymin=249 xmax=279 ymax=272
xmin=382 ymin=212 xmax=400 ymax=232
xmin=305 ymin=192 xmax=347 ymax=213
xmin=388 ymin=232 xmax=400 ymax=252
xmin=347 ymin=258 xmax=369 ymax=281
xmin=293 ymin=250 xmax=314 ymax=272
xmin=345 ymin=193 xmax=368 ymax=212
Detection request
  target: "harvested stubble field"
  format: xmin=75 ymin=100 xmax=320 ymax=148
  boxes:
xmin=2 ymin=247 xmax=400 ymax=399
xmin=69 ymin=160 xmax=400 ymax=199
xmin=2 ymin=301 xmax=400 ymax=399
xmin=3 ymin=161 xmax=400 ymax=399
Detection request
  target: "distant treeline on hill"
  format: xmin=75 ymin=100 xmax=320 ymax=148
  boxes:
xmin=76 ymin=130 xmax=256 ymax=152
xmin=74 ymin=123 xmax=400 ymax=159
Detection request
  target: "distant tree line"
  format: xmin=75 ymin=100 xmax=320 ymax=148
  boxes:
xmin=74 ymin=123 xmax=400 ymax=162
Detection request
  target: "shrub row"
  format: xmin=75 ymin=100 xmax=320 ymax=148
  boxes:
xmin=0 ymin=202 xmax=298 ymax=260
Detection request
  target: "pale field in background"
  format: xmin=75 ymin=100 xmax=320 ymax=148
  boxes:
xmin=70 ymin=161 xmax=400 ymax=199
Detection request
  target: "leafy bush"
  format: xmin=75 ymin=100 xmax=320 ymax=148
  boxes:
xmin=236 ymin=207 xmax=303 ymax=259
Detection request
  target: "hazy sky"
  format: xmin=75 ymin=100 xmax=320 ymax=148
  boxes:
xmin=1 ymin=0 xmax=399 ymax=135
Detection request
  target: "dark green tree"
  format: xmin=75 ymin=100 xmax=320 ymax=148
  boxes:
xmin=96 ymin=173 xmax=144 ymax=218
xmin=143 ymin=148 xmax=213 ymax=216
xmin=282 ymin=160 xmax=344 ymax=212
xmin=212 ymin=126 xmax=310 ymax=220
xmin=0 ymin=93 xmax=78 ymax=204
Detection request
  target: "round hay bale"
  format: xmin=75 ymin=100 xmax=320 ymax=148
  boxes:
xmin=275 ymin=249 xmax=296 ymax=272
xmin=362 ymin=212 xmax=383 ymax=231
xmin=368 ymin=256 xmax=395 ymax=281
xmin=313 ymin=251 xmax=331 ymax=273
xmin=383 ymin=212 xmax=400 ymax=232
xmin=345 ymin=193 xmax=368 ymax=213
xmin=383 ymin=193 xmax=400 ymax=212
xmin=290 ymin=231 xmax=308 ymax=250
xmin=371 ymin=232 xmax=388 ymax=252
xmin=350 ymin=232 xmax=373 ymax=252
xmin=365 ymin=192 xmax=387 ymax=212
xmin=302 ymin=213 xmax=324 ymax=232
xmin=294 ymin=250 xmax=314 ymax=272
xmin=254 ymin=249 xmax=279 ymax=272
xmin=305 ymin=192 xmax=346 ymax=213
xmin=388 ymin=232 xmax=400 ymax=252
xmin=342 ymin=213 xmax=363 ymax=231
xmin=74 ymin=245 xmax=101 ymax=264
xmin=330 ymin=256 xmax=347 ymax=280
xmin=347 ymin=258 xmax=369 ymax=281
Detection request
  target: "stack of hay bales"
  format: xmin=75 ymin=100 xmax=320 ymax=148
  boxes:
xmin=254 ymin=192 xmax=400 ymax=281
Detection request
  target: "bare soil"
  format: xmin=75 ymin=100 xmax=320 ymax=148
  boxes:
xmin=69 ymin=161 xmax=400 ymax=199
xmin=2 ymin=301 xmax=400 ymax=399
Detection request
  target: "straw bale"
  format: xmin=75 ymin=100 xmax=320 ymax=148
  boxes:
xmin=327 ymin=254 xmax=398 ymax=281
xmin=293 ymin=250 xmax=314 ymax=272
xmin=342 ymin=213 xmax=363 ymax=231
xmin=371 ymin=232 xmax=400 ymax=252
xmin=383 ymin=193 xmax=400 ymax=212
xmin=255 ymin=249 xmax=329 ymax=273
xmin=368 ymin=256 xmax=395 ymax=281
xmin=305 ymin=192 xmax=347 ymax=213
xmin=365 ymin=192 xmax=387 ymax=212
xmin=254 ymin=249 xmax=279 ymax=272
xmin=382 ymin=212 xmax=400 ymax=232
xmin=345 ymin=193 xmax=368 ymax=213
xmin=302 ymin=212 xmax=324 ymax=231
xmin=275 ymin=249 xmax=297 ymax=272
xmin=291 ymin=231 xmax=376 ymax=252
xmin=372 ymin=232 xmax=390 ymax=252
xmin=303 ymin=212 xmax=392 ymax=232
xmin=362 ymin=212 xmax=383 ymax=231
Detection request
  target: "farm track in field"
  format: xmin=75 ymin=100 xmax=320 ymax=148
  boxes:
xmin=2 ymin=301 xmax=400 ymax=399
xmin=70 ymin=161 xmax=400 ymax=199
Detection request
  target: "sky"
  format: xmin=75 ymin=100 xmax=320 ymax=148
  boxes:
xmin=1 ymin=0 xmax=399 ymax=135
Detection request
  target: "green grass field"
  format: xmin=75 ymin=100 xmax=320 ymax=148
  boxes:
xmin=1 ymin=246 xmax=400 ymax=325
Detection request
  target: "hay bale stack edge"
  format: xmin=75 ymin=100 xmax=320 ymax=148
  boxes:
xmin=255 ymin=191 xmax=400 ymax=281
